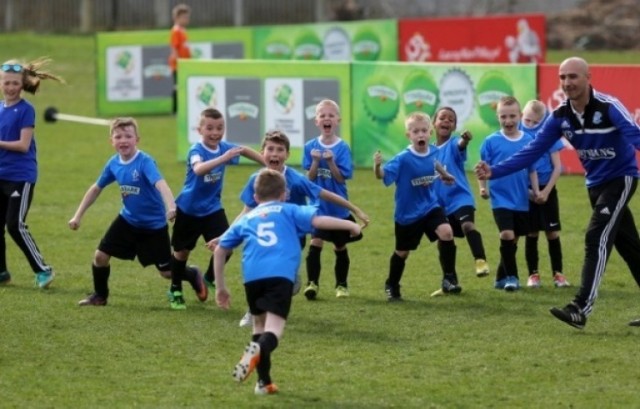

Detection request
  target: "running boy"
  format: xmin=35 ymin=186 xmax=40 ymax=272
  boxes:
xmin=519 ymin=100 xmax=570 ymax=288
xmin=303 ymin=99 xmax=362 ymax=299
xmin=169 ymin=108 xmax=264 ymax=309
xmin=213 ymin=168 xmax=361 ymax=395
xmin=168 ymin=3 xmax=191 ymax=114
xmin=479 ymin=96 xmax=537 ymax=292
xmin=69 ymin=117 xmax=177 ymax=306
xmin=223 ymin=130 xmax=369 ymax=326
xmin=432 ymin=106 xmax=490 ymax=280
xmin=373 ymin=111 xmax=460 ymax=301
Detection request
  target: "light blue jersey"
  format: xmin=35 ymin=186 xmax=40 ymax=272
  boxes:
xmin=240 ymin=166 xmax=322 ymax=208
xmin=0 ymin=99 xmax=38 ymax=183
xmin=219 ymin=201 xmax=318 ymax=283
xmin=434 ymin=136 xmax=475 ymax=215
xmin=382 ymin=145 xmax=442 ymax=225
xmin=480 ymin=131 xmax=534 ymax=211
xmin=96 ymin=150 xmax=167 ymax=229
xmin=175 ymin=141 xmax=239 ymax=217
xmin=303 ymin=137 xmax=352 ymax=218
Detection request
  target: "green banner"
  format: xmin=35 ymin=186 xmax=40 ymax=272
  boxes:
xmin=96 ymin=27 xmax=254 ymax=116
xmin=351 ymin=62 xmax=537 ymax=167
xmin=177 ymin=60 xmax=351 ymax=165
xmin=254 ymin=19 xmax=397 ymax=62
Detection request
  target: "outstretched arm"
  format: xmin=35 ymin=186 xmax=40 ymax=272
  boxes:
xmin=312 ymin=216 xmax=361 ymax=237
xmin=373 ymin=150 xmax=384 ymax=179
xmin=318 ymin=190 xmax=369 ymax=228
xmin=68 ymin=184 xmax=103 ymax=230
xmin=213 ymin=245 xmax=232 ymax=310
xmin=155 ymin=179 xmax=177 ymax=221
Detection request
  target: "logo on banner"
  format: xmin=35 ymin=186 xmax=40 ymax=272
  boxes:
xmin=405 ymin=33 xmax=431 ymax=62
xmin=197 ymin=82 xmax=217 ymax=108
xmin=439 ymin=69 xmax=474 ymax=129
xmin=274 ymin=84 xmax=295 ymax=114
xmin=505 ymin=18 xmax=542 ymax=63
xmin=115 ymin=50 xmax=134 ymax=74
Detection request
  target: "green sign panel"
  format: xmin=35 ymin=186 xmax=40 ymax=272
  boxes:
xmin=351 ymin=62 xmax=537 ymax=167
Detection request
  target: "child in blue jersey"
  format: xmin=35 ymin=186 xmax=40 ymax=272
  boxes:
xmin=303 ymin=99 xmax=363 ymax=299
xmin=69 ymin=118 xmax=177 ymax=306
xmin=477 ymin=58 xmax=640 ymax=328
xmin=227 ymin=130 xmax=369 ymax=325
xmin=168 ymin=108 xmax=264 ymax=310
xmin=479 ymin=96 xmax=538 ymax=292
xmin=432 ymin=107 xmax=490 ymax=283
xmin=0 ymin=58 xmax=63 ymax=289
xmin=519 ymin=100 xmax=570 ymax=289
xmin=213 ymin=168 xmax=361 ymax=395
xmin=373 ymin=112 xmax=459 ymax=301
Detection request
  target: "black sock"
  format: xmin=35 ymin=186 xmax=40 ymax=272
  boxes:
xmin=438 ymin=240 xmax=457 ymax=280
xmin=496 ymin=260 xmax=506 ymax=281
xmin=252 ymin=333 xmax=261 ymax=343
xmin=334 ymin=249 xmax=349 ymax=287
xmin=500 ymin=239 xmax=518 ymax=279
xmin=306 ymin=245 xmax=322 ymax=284
xmin=548 ymin=237 xmax=563 ymax=274
xmin=92 ymin=264 xmax=110 ymax=297
xmin=204 ymin=256 xmax=214 ymax=282
xmin=170 ymin=255 xmax=186 ymax=292
xmin=388 ymin=253 xmax=406 ymax=287
xmin=256 ymin=332 xmax=279 ymax=386
xmin=525 ymin=236 xmax=539 ymax=275
xmin=465 ymin=229 xmax=486 ymax=260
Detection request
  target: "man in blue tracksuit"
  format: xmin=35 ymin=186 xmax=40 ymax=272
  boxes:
xmin=475 ymin=56 xmax=640 ymax=329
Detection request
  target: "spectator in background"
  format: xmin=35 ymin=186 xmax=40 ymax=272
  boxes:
xmin=168 ymin=3 xmax=191 ymax=114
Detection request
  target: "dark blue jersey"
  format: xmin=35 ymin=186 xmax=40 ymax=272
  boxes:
xmin=303 ymin=137 xmax=352 ymax=218
xmin=96 ymin=150 xmax=167 ymax=229
xmin=0 ymin=99 xmax=37 ymax=183
xmin=219 ymin=201 xmax=317 ymax=283
xmin=434 ymin=136 xmax=475 ymax=215
xmin=520 ymin=116 xmax=565 ymax=186
xmin=382 ymin=145 xmax=442 ymax=225
xmin=480 ymin=131 xmax=534 ymax=211
xmin=493 ymin=88 xmax=640 ymax=187
xmin=175 ymin=141 xmax=239 ymax=217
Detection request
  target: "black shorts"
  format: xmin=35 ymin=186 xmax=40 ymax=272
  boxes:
xmin=395 ymin=207 xmax=448 ymax=251
xmin=171 ymin=207 xmax=230 ymax=252
xmin=492 ymin=208 xmax=529 ymax=237
xmin=99 ymin=215 xmax=171 ymax=269
xmin=244 ymin=277 xmax=293 ymax=320
xmin=312 ymin=214 xmax=363 ymax=246
xmin=447 ymin=205 xmax=476 ymax=238
xmin=528 ymin=186 xmax=561 ymax=232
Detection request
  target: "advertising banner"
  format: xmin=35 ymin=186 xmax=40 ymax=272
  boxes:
xmin=351 ymin=62 xmax=537 ymax=167
xmin=177 ymin=60 xmax=351 ymax=165
xmin=399 ymin=14 xmax=545 ymax=64
xmin=96 ymin=27 xmax=253 ymax=116
xmin=253 ymin=19 xmax=397 ymax=62
xmin=538 ymin=64 xmax=640 ymax=174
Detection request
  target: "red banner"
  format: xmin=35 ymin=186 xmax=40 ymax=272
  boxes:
xmin=538 ymin=64 xmax=640 ymax=174
xmin=399 ymin=14 xmax=546 ymax=63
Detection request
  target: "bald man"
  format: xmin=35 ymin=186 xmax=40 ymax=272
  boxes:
xmin=475 ymin=57 xmax=640 ymax=329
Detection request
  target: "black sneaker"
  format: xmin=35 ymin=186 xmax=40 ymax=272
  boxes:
xmin=629 ymin=318 xmax=640 ymax=327
xmin=78 ymin=293 xmax=108 ymax=307
xmin=550 ymin=302 xmax=586 ymax=329
xmin=385 ymin=282 xmax=402 ymax=302
xmin=442 ymin=274 xmax=462 ymax=294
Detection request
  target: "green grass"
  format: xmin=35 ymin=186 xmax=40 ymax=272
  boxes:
xmin=2 ymin=33 xmax=640 ymax=408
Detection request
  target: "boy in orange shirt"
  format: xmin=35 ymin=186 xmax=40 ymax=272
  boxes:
xmin=168 ymin=4 xmax=191 ymax=114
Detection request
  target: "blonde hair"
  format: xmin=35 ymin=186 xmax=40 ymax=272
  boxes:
xmin=497 ymin=95 xmax=520 ymax=111
xmin=172 ymin=4 xmax=191 ymax=20
xmin=522 ymin=100 xmax=546 ymax=118
xmin=405 ymin=111 xmax=432 ymax=130
xmin=315 ymin=99 xmax=341 ymax=116
xmin=110 ymin=117 xmax=139 ymax=136
xmin=254 ymin=168 xmax=286 ymax=202
xmin=2 ymin=57 xmax=65 ymax=95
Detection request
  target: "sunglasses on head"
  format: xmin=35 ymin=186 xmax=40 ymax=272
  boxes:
xmin=1 ymin=64 xmax=23 ymax=73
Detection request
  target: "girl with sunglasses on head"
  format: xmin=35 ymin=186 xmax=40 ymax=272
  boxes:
xmin=0 ymin=58 xmax=64 ymax=288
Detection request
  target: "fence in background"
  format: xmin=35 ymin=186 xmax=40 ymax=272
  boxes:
xmin=0 ymin=0 xmax=582 ymax=33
